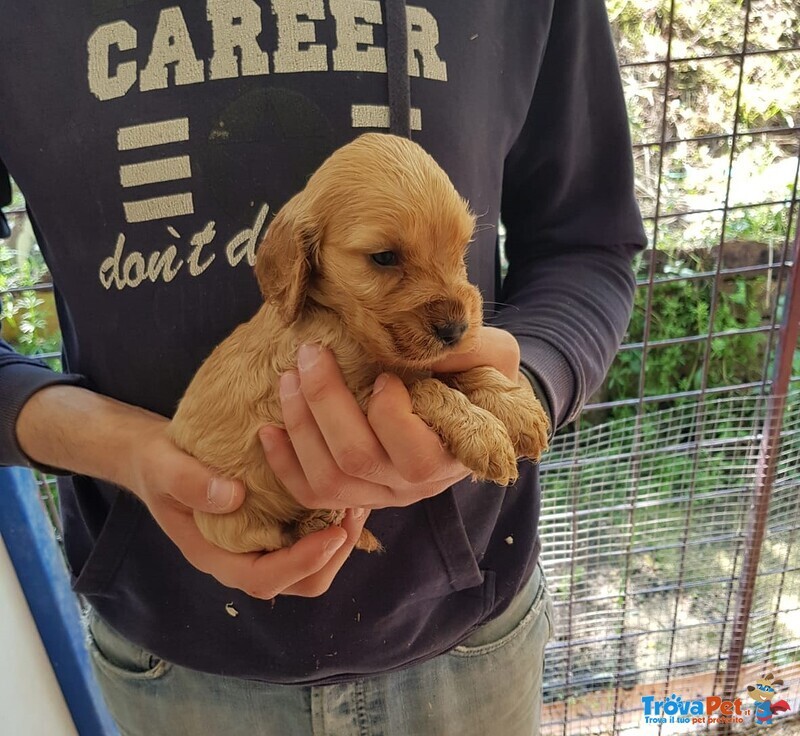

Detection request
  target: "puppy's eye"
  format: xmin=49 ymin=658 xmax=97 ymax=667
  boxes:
xmin=370 ymin=251 xmax=399 ymax=267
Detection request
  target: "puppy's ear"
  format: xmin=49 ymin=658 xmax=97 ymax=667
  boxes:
xmin=255 ymin=193 xmax=320 ymax=325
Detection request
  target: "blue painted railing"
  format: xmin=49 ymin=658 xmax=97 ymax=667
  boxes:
xmin=0 ymin=466 xmax=116 ymax=735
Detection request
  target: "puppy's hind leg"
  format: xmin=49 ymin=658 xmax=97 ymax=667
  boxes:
xmin=442 ymin=367 xmax=550 ymax=462
xmin=409 ymin=378 xmax=518 ymax=486
xmin=194 ymin=506 xmax=292 ymax=553
xmin=294 ymin=510 xmax=384 ymax=553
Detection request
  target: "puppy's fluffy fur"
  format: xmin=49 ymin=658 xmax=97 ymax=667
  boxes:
xmin=168 ymin=133 xmax=549 ymax=553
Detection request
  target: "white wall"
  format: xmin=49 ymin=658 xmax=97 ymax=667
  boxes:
xmin=0 ymin=534 xmax=77 ymax=736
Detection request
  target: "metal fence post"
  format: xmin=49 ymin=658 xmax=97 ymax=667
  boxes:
xmin=722 ymin=228 xmax=800 ymax=711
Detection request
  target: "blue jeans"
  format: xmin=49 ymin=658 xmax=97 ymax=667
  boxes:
xmin=87 ymin=565 xmax=553 ymax=736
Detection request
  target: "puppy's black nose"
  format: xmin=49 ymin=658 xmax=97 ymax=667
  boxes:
xmin=434 ymin=321 xmax=468 ymax=346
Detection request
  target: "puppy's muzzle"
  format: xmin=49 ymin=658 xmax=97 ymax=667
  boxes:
xmin=433 ymin=321 xmax=468 ymax=346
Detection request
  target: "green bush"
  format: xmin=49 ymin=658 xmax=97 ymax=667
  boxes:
xmin=606 ymin=276 xmax=769 ymax=412
xmin=0 ymin=241 xmax=61 ymax=366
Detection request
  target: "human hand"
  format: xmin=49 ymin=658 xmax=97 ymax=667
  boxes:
xmin=259 ymin=326 xmax=525 ymax=511
xmin=127 ymin=419 xmax=371 ymax=598
xmin=15 ymin=384 xmax=367 ymax=600
xmin=430 ymin=325 xmax=524 ymax=383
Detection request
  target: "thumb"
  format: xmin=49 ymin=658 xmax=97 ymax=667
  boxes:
xmin=165 ymin=450 xmax=247 ymax=515
xmin=205 ymin=474 xmax=246 ymax=513
xmin=430 ymin=326 xmax=520 ymax=381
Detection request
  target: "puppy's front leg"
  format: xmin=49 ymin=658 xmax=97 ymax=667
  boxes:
xmin=409 ymin=378 xmax=518 ymax=486
xmin=442 ymin=368 xmax=550 ymax=461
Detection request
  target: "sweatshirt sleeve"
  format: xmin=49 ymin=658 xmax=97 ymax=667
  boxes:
xmin=0 ymin=340 xmax=83 ymax=468
xmin=495 ymin=0 xmax=648 ymax=430
xmin=0 ymin=171 xmax=83 ymax=467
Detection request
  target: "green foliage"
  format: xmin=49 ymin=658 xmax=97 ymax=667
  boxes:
xmin=724 ymin=200 xmax=793 ymax=244
xmin=0 ymin=240 xmax=49 ymax=290
xmin=598 ymin=189 xmax=795 ymax=418
xmin=0 ymin=242 xmax=61 ymax=366
xmin=9 ymin=178 xmax=25 ymax=209
xmin=608 ymin=0 xmax=670 ymax=61
xmin=603 ymin=276 xmax=769 ymax=420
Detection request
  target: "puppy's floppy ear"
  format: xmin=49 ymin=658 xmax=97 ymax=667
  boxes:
xmin=255 ymin=193 xmax=320 ymax=325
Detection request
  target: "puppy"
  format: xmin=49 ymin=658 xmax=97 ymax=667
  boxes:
xmin=168 ymin=133 xmax=549 ymax=554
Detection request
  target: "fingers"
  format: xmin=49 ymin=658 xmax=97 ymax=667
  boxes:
xmin=274 ymin=348 xmax=398 ymax=508
xmin=259 ymin=423 xmax=394 ymax=510
xmin=234 ymin=525 xmax=350 ymax=599
xmin=283 ymin=508 xmax=370 ymax=597
xmin=166 ymin=451 xmax=247 ymax=514
xmin=258 ymin=425 xmax=316 ymax=501
xmin=430 ymin=326 xmax=521 ymax=381
xmin=367 ymin=373 xmax=467 ymax=488
xmin=136 ymin=423 xmax=364 ymax=601
xmin=149 ymin=492 xmax=350 ymax=599
xmin=134 ymin=426 xmax=246 ymax=515
xmin=270 ymin=345 xmax=468 ymax=507
xmin=296 ymin=345 xmax=391 ymax=481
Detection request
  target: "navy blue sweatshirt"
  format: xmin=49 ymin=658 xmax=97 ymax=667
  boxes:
xmin=0 ymin=0 xmax=646 ymax=683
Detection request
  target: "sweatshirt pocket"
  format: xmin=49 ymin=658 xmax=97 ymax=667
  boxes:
xmin=71 ymin=486 xmax=145 ymax=596
xmin=423 ymin=488 xmax=485 ymax=593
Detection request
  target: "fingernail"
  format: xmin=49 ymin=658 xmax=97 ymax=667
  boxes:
xmin=298 ymin=344 xmax=321 ymax=372
xmin=280 ymin=372 xmax=301 ymax=400
xmin=324 ymin=535 xmax=346 ymax=556
xmin=352 ymin=507 xmax=366 ymax=520
xmin=372 ymin=374 xmax=388 ymax=395
xmin=208 ymin=477 xmax=234 ymax=510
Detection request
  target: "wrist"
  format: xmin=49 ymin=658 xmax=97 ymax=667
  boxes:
xmin=518 ymin=365 xmax=553 ymax=438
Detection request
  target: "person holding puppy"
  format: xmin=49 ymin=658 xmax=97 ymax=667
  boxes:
xmin=0 ymin=0 xmax=646 ymax=734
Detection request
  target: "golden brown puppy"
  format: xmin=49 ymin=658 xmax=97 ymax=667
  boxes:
xmin=168 ymin=133 xmax=549 ymax=554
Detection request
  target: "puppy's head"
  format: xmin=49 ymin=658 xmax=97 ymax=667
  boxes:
xmin=256 ymin=133 xmax=481 ymax=369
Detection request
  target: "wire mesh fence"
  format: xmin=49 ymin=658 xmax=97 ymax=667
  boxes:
xmin=536 ymin=0 xmax=800 ymax=732
xmin=1 ymin=0 xmax=798 ymax=733
xmin=539 ymin=389 xmax=800 ymax=733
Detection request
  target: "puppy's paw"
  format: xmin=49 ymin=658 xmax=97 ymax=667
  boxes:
xmin=294 ymin=509 xmax=346 ymax=539
xmin=506 ymin=390 xmax=550 ymax=461
xmin=410 ymin=377 xmax=519 ymax=486
xmin=457 ymin=426 xmax=519 ymax=486
xmin=443 ymin=367 xmax=550 ymax=461
xmin=296 ymin=510 xmax=382 ymax=553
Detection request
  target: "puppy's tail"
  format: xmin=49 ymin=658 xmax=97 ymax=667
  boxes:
xmin=356 ymin=528 xmax=385 ymax=553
